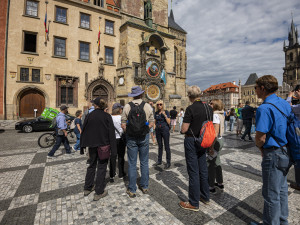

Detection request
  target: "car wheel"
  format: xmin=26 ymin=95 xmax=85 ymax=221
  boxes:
xmin=23 ymin=125 xmax=33 ymax=133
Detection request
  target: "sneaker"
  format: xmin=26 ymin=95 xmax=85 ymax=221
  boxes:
xmin=290 ymin=182 xmax=300 ymax=191
xmin=179 ymin=201 xmax=199 ymax=212
xmin=240 ymin=137 xmax=246 ymax=141
xmin=200 ymin=197 xmax=210 ymax=205
xmin=126 ymin=189 xmax=136 ymax=198
xmin=153 ymin=162 xmax=162 ymax=167
xmin=84 ymin=186 xmax=95 ymax=196
xmin=140 ymin=187 xmax=149 ymax=194
xmin=110 ymin=177 xmax=114 ymax=183
xmin=153 ymin=142 xmax=157 ymax=146
xmin=72 ymin=146 xmax=76 ymax=152
xmin=86 ymin=159 xmax=91 ymax=165
xmin=47 ymin=155 xmax=54 ymax=159
xmin=248 ymin=138 xmax=254 ymax=142
xmin=93 ymin=190 xmax=108 ymax=201
xmin=164 ymin=163 xmax=171 ymax=169
xmin=209 ymin=188 xmax=216 ymax=194
xmin=215 ymin=183 xmax=224 ymax=190
xmin=119 ymin=173 xmax=126 ymax=179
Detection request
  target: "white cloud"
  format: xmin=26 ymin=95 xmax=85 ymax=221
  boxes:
xmin=169 ymin=0 xmax=300 ymax=90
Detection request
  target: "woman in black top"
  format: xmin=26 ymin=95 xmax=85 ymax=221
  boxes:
xmin=153 ymin=100 xmax=171 ymax=169
xmin=179 ymin=85 xmax=212 ymax=212
xmin=80 ymin=97 xmax=117 ymax=201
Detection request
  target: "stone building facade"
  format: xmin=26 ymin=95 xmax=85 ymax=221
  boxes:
xmin=241 ymin=73 xmax=262 ymax=107
xmin=3 ymin=0 xmax=187 ymax=119
xmin=201 ymin=82 xmax=239 ymax=110
xmin=283 ymin=19 xmax=300 ymax=87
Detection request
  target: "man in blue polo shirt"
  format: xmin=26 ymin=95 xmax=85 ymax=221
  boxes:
xmin=48 ymin=105 xmax=71 ymax=157
xmin=252 ymin=75 xmax=291 ymax=225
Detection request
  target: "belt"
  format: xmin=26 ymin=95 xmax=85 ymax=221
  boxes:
xmin=185 ymin=134 xmax=193 ymax=137
xmin=263 ymin=145 xmax=286 ymax=151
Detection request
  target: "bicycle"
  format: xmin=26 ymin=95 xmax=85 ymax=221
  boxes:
xmin=38 ymin=129 xmax=77 ymax=148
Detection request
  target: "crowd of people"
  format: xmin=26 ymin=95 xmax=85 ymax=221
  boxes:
xmin=45 ymin=75 xmax=300 ymax=225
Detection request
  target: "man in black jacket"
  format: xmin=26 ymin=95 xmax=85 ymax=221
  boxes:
xmin=240 ymin=101 xmax=255 ymax=141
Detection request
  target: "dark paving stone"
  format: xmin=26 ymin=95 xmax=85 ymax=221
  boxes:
xmin=14 ymin=167 xmax=45 ymax=197
xmin=38 ymin=183 xmax=84 ymax=203
xmin=149 ymin=178 xmax=212 ymax=225
xmin=31 ymin=152 xmax=47 ymax=164
xmin=0 ymin=151 xmax=36 ymax=157
xmin=0 ymin=204 xmax=37 ymax=225
xmin=46 ymin=156 xmax=86 ymax=167
xmin=0 ymin=165 xmax=29 ymax=173
xmin=0 ymin=198 xmax=13 ymax=211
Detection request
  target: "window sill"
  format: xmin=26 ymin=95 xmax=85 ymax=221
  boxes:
xmin=16 ymin=81 xmax=44 ymax=84
xmin=57 ymin=105 xmax=77 ymax=108
xmin=21 ymin=51 xmax=39 ymax=56
xmin=104 ymin=63 xmax=116 ymax=67
xmin=104 ymin=32 xmax=115 ymax=37
xmin=78 ymin=26 xmax=92 ymax=31
xmin=22 ymin=14 xmax=40 ymax=20
xmin=52 ymin=55 xmax=68 ymax=60
xmin=78 ymin=59 xmax=91 ymax=63
xmin=53 ymin=21 xmax=69 ymax=26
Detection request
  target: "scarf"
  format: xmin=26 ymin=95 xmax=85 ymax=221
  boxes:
xmin=214 ymin=110 xmax=224 ymax=137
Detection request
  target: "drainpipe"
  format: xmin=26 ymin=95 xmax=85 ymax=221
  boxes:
xmin=4 ymin=0 xmax=10 ymax=120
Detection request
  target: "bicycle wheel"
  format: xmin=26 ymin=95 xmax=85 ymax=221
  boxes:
xmin=67 ymin=131 xmax=77 ymax=144
xmin=38 ymin=133 xmax=56 ymax=148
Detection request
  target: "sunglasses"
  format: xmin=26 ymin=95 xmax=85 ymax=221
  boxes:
xmin=157 ymin=104 xmax=163 ymax=106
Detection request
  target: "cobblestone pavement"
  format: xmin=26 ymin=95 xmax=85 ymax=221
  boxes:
xmin=0 ymin=129 xmax=300 ymax=225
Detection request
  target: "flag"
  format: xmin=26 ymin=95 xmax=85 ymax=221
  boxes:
xmin=161 ymin=69 xmax=166 ymax=84
xmin=97 ymin=24 xmax=101 ymax=52
xmin=44 ymin=8 xmax=48 ymax=42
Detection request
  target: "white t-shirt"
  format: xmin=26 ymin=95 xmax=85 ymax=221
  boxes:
xmin=179 ymin=111 xmax=185 ymax=118
xmin=213 ymin=114 xmax=222 ymax=138
xmin=112 ymin=115 xmax=123 ymax=139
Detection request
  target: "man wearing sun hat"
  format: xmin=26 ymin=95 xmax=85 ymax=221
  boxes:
xmin=121 ymin=86 xmax=154 ymax=198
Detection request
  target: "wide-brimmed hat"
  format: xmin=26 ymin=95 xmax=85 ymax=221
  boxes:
xmin=112 ymin=103 xmax=124 ymax=110
xmin=128 ymin=86 xmax=145 ymax=97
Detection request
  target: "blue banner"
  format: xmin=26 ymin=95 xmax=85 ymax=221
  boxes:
xmin=161 ymin=69 xmax=166 ymax=84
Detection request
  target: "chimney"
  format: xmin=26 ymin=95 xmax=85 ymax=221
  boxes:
xmin=232 ymin=81 xmax=236 ymax=85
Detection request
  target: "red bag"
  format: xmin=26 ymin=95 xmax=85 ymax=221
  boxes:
xmin=97 ymin=145 xmax=111 ymax=160
xmin=190 ymin=103 xmax=216 ymax=149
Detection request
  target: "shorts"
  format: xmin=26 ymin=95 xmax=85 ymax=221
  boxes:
xmin=150 ymin=127 xmax=154 ymax=133
xmin=237 ymin=118 xmax=243 ymax=130
xmin=170 ymin=119 xmax=176 ymax=126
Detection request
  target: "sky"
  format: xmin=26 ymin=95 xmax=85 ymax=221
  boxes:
xmin=168 ymin=0 xmax=300 ymax=91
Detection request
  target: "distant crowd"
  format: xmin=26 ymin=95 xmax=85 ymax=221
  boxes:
xmin=46 ymin=75 xmax=300 ymax=225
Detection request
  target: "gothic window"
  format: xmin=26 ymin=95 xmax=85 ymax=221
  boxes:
xmin=290 ymin=52 xmax=294 ymax=62
xmin=56 ymin=76 xmax=78 ymax=107
xmin=174 ymin=47 xmax=177 ymax=73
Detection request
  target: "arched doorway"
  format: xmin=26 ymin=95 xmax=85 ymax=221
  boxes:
xmin=19 ymin=89 xmax=45 ymax=118
xmin=92 ymin=85 xmax=108 ymax=102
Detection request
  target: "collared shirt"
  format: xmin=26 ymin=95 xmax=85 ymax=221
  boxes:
xmin=155 ymin=111 xmax=170 ymax=128
xmin=286 ymin=97 xmax=300 ymax=120
xmin=242 ymin=105 xmax=255 ymax=120
xmin=56 ymin=112 xmax=67 ymax=130
xmin=121 ymin=99 xmax=154 ymax=124
xmin=256 ymin=94 xmax=291 ymax=148
xmin=88 ymin=106 xmax=95 ymax=113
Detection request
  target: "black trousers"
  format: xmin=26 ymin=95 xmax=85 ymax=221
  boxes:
xmin=156 ymin=127 xmax=171 ymax=164
xmin=84 ymin=147 xmax=108 ymax=195
xmin=241 ymin=120 xmax=252 ymax=140
xmin=109 ymin=138 xmax=126 ymax=178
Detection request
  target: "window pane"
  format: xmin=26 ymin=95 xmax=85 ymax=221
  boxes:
xmin=32 ymin=69 xmax=40 ymax=82
xmin=80 ymin=13 xmax=90 ymax=29
xmin=54 ymin=38 xmax=66 ymax=57
xmin=80 ymin=42 xmax=89 ymax=60
xmin=24 ymin=33 xmax=37 ymax=52
xmin=26 ymin=1 xmax=38 ymax=17
xmin=61 ymin=87 xmax=66 ymax=104
xmin=67 ymin=87 xmax=73 ymax=104
xmin=20 ymin=68 xmax=29 ymax=81
xmin=105 ymin=21 xmax=114 ymax=34
xmin=56 ymin=7 xmax=67 ymax=23
xmin=105 ymin=47 xmax=113 ymax=64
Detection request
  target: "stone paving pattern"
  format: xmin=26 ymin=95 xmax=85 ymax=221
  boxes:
xmin=0 ymin=129 xmax=300 ymax=225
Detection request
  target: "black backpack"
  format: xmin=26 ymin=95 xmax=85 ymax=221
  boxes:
xmin=126 ymin=101 xmax=149 ymax=138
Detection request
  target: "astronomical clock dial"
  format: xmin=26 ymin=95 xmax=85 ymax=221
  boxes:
xmin=146 ymin=59 xmax=161 ymax=78
xmin=146 ymin=84 xmax=161 ymax=101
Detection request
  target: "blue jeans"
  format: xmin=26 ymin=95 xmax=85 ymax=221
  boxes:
xmin=73 ymin=132 xmax=80 ymax=150
xmin=262 ymin=148 xmax=289 ymax=225
xmin=224 ymin=120 xmax=229 ymax=131
xmin=126 ymin=133 xmax=149 ymax=193
xmin=229 ymin=116 xmax=235 ymax=131
xmin=184 ymin=137 xmax=210 ymax=207
xmin=48 ymin=131 xmax=71 ymax=156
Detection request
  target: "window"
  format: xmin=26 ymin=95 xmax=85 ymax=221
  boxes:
xmin=55 ymin=6 xmax=67 ymax=23
xmin=25 ymin=0 xmax=38 ymax=17
xmin=23 ymin=32 xmax=37 ymax=53
xmin=290 ymin=52 xmax=293 ymax=62
xmin=135 ymin=66 xmax=139 ymax=77
xmin=105 ymin=47 xmax=114 ymax=64
xmin=79 ymin=42 xmax=90 ymax=61
xmin=19 ymin=66 xmax=41 ymax=82
xmin=105 ymin=20 xmax=114 ymax=35
xmin=94 ymin=0 xmax=104 ymax=7
xmin=56 ymin=77 xmax=78 ymax=107
xmin=54 ymin=37 xmax=66 ymax=57
xmin=80 ymin=13 xmax=90 ymax=29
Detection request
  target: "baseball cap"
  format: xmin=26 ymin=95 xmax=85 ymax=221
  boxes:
xmin=112 ymin=103 xmax=124 ymax=110
xmin=60 ymin=105 xmax=68 ymax=111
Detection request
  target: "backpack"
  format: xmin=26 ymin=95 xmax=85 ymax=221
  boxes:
xmin=126 ymin=101 xmax=149 ymax=138
xmin=70 ymin=119 xmax=76 ymax=130
xmin=264 ymin=102 xmax=300 ymax=161
xmin=49 ymin=116 xmax=57 ymax=128
xmin=190 ymin=103 xmax=216 ymax=149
